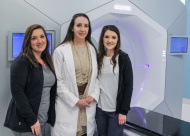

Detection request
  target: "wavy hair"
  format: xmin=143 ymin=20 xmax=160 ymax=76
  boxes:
xmin=21 ymin=24 xmax=54 ymax=71
xmin=98 ymin=25 xmax=121 ymax=75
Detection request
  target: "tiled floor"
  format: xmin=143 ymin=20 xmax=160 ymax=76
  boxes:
xmin=181 ymin=98 xmax=190 ymax=122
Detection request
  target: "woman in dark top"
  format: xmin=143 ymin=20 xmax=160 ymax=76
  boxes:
xmin=4 ymin=24 xmax=57 ymax=136
xmin=96 ymin=25 xmax=133 ymax=136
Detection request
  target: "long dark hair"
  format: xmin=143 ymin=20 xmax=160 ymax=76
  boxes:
xmin=60 ymin=13 xmax=97 ymax=52
xmin=21 ymin=24 xmax=54 ymax=71
xmin=98 ymin=25 xmax=121 ymax=75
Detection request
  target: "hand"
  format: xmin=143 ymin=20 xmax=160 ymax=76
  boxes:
xmin=31 ymin=120 xmax=40 ymax=135
xmin=76 ymin=99 xmax=89 ymax=108
xmin=85 ymin=96 xmax=94 ymax=104
xmin=118 ymin=114 xmax=126 ymax=125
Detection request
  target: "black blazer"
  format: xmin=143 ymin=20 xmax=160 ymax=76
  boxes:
xmin=4 ymin=55 xmax=57 ymax=132
xmin=115 ymin=51 xmax=133 ymax=115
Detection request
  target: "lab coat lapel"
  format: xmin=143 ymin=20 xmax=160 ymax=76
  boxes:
xmin=63 ymin=43 xmax=77 ymax=87
xmin=88 ymin=43 xmax=97 ymax=93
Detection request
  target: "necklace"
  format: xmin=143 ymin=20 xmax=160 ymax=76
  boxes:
xmin=73 ymin=42 xmax=89 ymax=79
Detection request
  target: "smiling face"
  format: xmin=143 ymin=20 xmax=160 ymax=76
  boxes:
xmin=103 ymin=30 xmax=118 ymax=53
xmin=73 ymin=16 xmax=89 ymax=41
xmin=30 ymin=28 xmax=47 ymax=55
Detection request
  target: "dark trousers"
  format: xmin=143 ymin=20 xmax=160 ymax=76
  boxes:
xmin=95 ymin=107 xmax=124 ymax=136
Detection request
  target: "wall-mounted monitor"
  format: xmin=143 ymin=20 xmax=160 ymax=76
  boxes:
xmin=169 ymin=35 xmax=189 ymax=55
xmin=8 ymin=30 xmax=55 ymax=61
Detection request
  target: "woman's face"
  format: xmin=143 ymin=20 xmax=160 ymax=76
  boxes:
xmin=103 ymin=30 xmax=118 ymax=52
xmin=73 ymin=16 xmax=89 ymax=41
xmin=30 ymin=28 xmax=47 ymax=55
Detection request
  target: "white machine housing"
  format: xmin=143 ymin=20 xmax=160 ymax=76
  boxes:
xmin=61 ymin=0 xmax=187 ymax=119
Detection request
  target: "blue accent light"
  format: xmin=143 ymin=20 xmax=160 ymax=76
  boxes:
xmin=170 ymin=36 xmax=188 ymax=54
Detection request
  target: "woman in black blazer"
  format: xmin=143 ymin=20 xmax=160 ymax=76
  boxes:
xmin=96 ymin=25 xmax=133 ymax=136
xmin=4 ymin=24 xmax=57 ymax=136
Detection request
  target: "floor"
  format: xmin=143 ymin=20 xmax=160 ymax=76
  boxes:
xmin=181 ymin=98 xmax=190 ymax=122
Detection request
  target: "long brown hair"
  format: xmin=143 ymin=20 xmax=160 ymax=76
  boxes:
xmin=60 ymin=13 xmax=97 ymax=53
xmin=21 ymin=24 xmax=54 ymax=71
xmin=98 ymin=25 xmax=121 ymax=75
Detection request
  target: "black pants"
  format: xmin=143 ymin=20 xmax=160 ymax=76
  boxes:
xmin=95 ymin=107 xmax=124 ymax=136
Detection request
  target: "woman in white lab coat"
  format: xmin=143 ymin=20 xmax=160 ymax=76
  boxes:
xmin=51 ymin=13 xmax=99 ymax=136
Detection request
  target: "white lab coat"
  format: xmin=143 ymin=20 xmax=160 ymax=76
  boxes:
xmin=51 ymin=42 xmax=99 ymax=136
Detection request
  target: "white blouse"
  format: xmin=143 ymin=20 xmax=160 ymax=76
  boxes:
xmin=98 ymin=55 xmax=119 ymax=112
